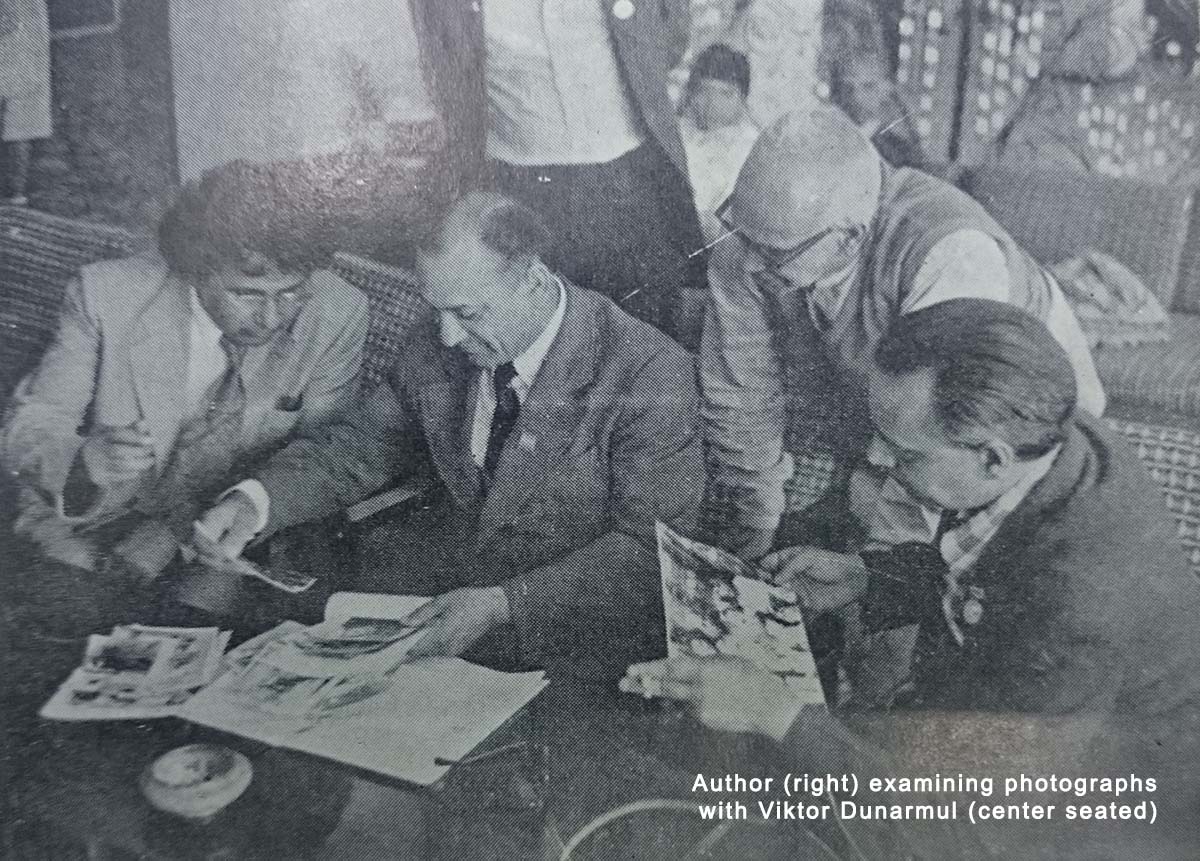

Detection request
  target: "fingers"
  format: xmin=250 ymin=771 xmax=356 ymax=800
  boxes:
xmin=403 ymin=594 xmax=447 ymax=628
xmin=104 ymin=425 xmax=154 ymax=447
xmin=621 ymin=656 xmax=706 ymax=702
xmin=403 ymin=617 xmax=448 ymax=659
xmin=194 ymin=493 xmax=258 ymax=561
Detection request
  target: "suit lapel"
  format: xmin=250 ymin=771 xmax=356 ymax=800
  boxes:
xmin=240 ymin=330 xmax=297 ymax=444
xmin=128 ymin=276 xmax=191 ymax=473
xmin=417 ymin=345 xmax=483 ymax=508
xmin=476 ymin=286 xmax=599 ymax=547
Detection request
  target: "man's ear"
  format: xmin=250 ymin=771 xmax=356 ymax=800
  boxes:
xmin=978 ymin=438 xmax=1016 ymax=478
xmin=525 ymin=257 xmax=557 ymax=294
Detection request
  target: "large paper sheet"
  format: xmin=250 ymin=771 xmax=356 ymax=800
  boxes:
xmin=180 ymin=655 xmax=546 ymax=786
xmin=177 ymin=593 xmax=546 ymax=786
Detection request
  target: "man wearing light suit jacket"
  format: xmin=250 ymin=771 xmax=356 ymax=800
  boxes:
xmin=196 ymin=191 xmax=702 ymax=679
xmin=1 ymin=162 xmax=368 ymax=633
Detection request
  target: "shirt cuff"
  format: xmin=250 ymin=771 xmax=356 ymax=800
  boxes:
xmin=225 ymin=479 xmax=270 ymax=533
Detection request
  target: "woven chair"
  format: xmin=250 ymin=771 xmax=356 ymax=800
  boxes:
xmin=330 ymin=251 xmax=428 ymax=390
xmin=329 ymin=252 xmax=431 ymax=524
xmin=0 ymin=206 xmax=140 ymax=400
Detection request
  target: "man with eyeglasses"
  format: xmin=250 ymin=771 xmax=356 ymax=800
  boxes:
xmin=1 ymin=160 xmax=369 ymax=635
xmin=700 ymin=106 xmax=1105 ymax=566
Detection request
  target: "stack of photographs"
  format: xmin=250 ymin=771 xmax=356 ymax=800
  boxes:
xmin=203 ymin=616 xmax=426 ymax=721
xmin=41 ymin=625 xmax=232 ymax=721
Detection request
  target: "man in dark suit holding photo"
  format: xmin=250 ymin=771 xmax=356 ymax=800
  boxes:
xmin=196 ymin=191 xmax=702 ymax=678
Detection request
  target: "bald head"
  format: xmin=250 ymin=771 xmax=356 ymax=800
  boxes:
xmin=729 ymin=107 xmax=882 ymax=249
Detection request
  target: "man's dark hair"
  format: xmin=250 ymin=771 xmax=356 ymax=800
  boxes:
xmin=689 ymin=43 xmax=752 ymax=99
xmin=158 ymin=160 xmax=335 ymax=279
xmin=874 ymin=299 xmax=1077 ymax=460
xmin=417 ymin=192 xmax=553 ymax=265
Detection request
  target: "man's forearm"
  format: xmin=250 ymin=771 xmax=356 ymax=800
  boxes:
xmin=503 ymin=529 xmax=659 ymax=668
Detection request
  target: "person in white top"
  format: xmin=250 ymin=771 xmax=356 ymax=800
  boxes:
xmin=410 ymin=0 xmax=706 ymax=346
xmin=678 ymin=44 xmax=761 ymax=245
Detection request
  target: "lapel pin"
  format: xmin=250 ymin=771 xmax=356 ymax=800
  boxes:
xmin=613 ymin=0 xmax=635 ymax=20
xmin=962 ymin=587 xmax=985 ymax=625
xmin=519 ymin=431 xmax=538 ymax=452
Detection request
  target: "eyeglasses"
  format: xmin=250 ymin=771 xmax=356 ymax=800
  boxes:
xmin=714 ymin=197 xmax=847 ymax=273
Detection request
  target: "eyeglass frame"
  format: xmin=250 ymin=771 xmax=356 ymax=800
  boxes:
xmin=714 ymin=196 xmax=857 ymax=275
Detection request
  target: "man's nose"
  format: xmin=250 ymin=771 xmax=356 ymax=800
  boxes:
xmin=439 ymin=311 xmax=467 ymax=347
xmin=257 ymin=298 xmax=279 ymax=330
xmin=867 ymin=435 xmax=896 ymax=470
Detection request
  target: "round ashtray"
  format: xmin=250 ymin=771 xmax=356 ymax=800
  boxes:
xmin=140 ymin=744 xmax=253 ymax=821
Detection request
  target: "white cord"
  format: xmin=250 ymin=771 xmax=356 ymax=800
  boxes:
xmin=560 ymin=798 xmax=697 ymax=861
xmin=558 ymin=797 xmax=844 ymax=861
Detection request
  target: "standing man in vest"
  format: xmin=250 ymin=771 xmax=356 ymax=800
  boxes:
xmin=409 ymin=0 xmax=706 ymax=346
xmin=701 ymin=107 xmax=1105 ymax=562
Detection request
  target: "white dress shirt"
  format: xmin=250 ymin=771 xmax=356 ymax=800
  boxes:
xmin=470 ymin=278 xmax=569 ymax=467
xmin=481 ymin=0 xmax=644 ymax=165
xmin=186 ymin=288 xmax=230 ymax=417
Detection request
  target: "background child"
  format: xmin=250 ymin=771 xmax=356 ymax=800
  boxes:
xmin=679 ymin=43 xmax=760 ymax=244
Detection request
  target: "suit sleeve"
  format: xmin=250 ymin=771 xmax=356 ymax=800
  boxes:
xmin=1 ymin=277 xmax=101 ymax=502
xmin=294 ymin=277 xmax=370 ymax=431
xmin=254 ymin=374 xmax=420 ymax=534
xmin=503 ymin=345 xmax=703 ymax=671
xmin=699 ymin=244 xmax=792 ymax=558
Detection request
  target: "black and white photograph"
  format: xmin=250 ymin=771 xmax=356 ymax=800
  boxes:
xmin=3 ymin=1 xmax=1200 ymax=858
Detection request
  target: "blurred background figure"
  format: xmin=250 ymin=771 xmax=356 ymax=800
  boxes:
xmin=823 ymin=0 xmax=922 ymax=169
xmin=679 ymin=43 xmax=760 ymax=243
xmin=828 ymin=49 xmax=923 ymax=169
xmin=410 ymin=0 xmax=705 ymax=346
xmin=168 ymin=0 xmax=448 ymax=263
xmin=726 ymin=0 xmax=824 ymax=127
xmin=0 ymin=0 xmax=51 ymax=205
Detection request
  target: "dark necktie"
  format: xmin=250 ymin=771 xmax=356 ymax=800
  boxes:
xmin=139 ymin=337 xmax=248 ymax=533
xmin=483 ymin=361 xmax=520 ymax=481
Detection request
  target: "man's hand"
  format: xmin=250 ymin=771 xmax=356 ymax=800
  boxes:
xmin=620 ymin=655 xmax=806 ymax=741
xmin=80 ymin=421 xmax=155 ymax=487
xmin=403 ymin=586 xmax=510 ymax=660
xmin=759 ymin=546 xmax=868 ymax=613
xmin=193 ymin=491 xmax=260 ymax=567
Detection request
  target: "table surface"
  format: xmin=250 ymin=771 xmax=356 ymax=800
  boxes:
xmin=12 ymin=667 xmax=892 ymax=861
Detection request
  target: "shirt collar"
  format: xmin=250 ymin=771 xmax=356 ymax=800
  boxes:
xmin=922 ymin=444 xmax=1062 ymax=535
xmin=988 ymin=444 xmax=1060 ymax=519
xmin=510 ymin=276 xmax=567 ymax=387
xmin=189 ymin=287 xmax=224 ymax=345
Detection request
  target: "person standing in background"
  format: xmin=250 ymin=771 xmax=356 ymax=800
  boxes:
xmin=679 ymin=43 xmax=760 ymax=244
xmin=0 ymin=0 xmax=51 ymax=205
xmin=828 ymin=50 xmax=924 ymax=169
xmin=168 ymin=0 xmax=451 ymax=263
xmin=409 ymin=0 xmax=707 ymax=347
xmin=726 ymin=0 xmax=824 ymax=127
